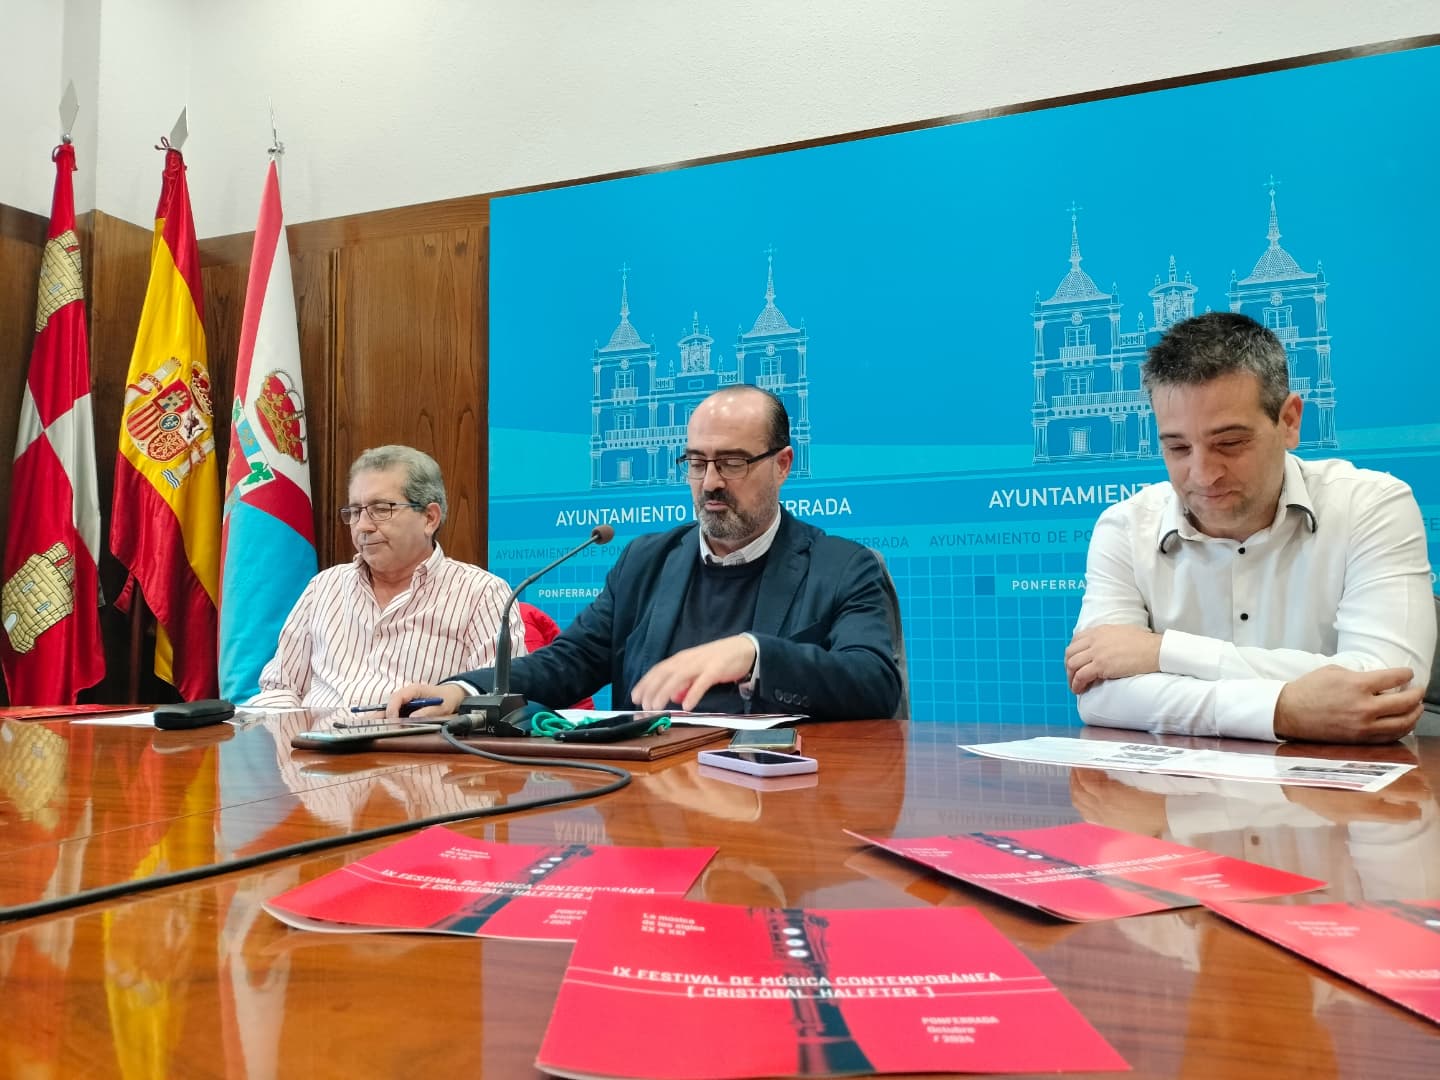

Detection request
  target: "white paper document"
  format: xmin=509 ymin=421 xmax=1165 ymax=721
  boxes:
xmin=961 ymin=736 xmax=1414 ymax=793
xmin=72 ymin=707 xmax=288 ymax=728
xmin=555 ymin=709 xmax=804 ymax=731
xmin=70 ymin=714 xmax=164 ymax=727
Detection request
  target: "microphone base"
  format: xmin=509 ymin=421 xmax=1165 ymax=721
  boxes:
xmin=456 ymin=692 xmax=527 ymax=732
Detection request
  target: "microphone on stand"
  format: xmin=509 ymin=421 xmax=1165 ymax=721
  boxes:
xmin=456 ymin=524 xmax=615 ymax=730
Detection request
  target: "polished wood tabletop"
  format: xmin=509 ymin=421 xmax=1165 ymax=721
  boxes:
xmin=1 ymin=710 xmax=1437 ymax=1078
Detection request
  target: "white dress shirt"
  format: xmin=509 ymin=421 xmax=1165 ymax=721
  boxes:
xmin=1074 ymin=454 xmax=1435 ymax=740
xmin=249 ymin=544 xmax=525 ymax=709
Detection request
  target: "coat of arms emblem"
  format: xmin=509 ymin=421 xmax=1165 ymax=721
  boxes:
xmin=1 ymin=542 xmax=76 ymax=655
xmin=123 ymin=356 xmax=215 ymax=488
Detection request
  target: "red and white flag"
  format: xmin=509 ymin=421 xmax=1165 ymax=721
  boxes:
xmin=219 ymin=157 xmax=316 ymax=701
xmin=1 ymin=142 xmax=104 ymax=703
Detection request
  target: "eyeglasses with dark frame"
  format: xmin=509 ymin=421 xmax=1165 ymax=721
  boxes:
xmin=338 ymin=501 xmax=427 ymax=525
xmin=675 ymin=446 xmax=784 ymax=480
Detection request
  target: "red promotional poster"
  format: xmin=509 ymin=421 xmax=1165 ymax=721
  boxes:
xmin=537 ymin=895 xmax=1129 ymax=1078
xmin=848 ymin=822 xmax=1322 ymax=921
xmin=263 ymin=826 xmax=715 ymax=941
xmin=1208 ymin=899 xmax=1440 ymax=1025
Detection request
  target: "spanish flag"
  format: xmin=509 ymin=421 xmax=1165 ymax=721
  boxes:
xmin=111 ymin=145 xmax=220 ymax=700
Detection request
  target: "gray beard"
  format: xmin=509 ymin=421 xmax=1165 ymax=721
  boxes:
xmin=697 ymin=493 xmax=768 ymax=545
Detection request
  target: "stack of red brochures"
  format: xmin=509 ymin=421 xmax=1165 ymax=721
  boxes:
xmin=266 ymin=820 xmax=1434 ymax=1074
xmin=535 ymin=895 xmax=1130 ymax=1078
xmin=263 ymin=825 xmax=715 ymax=941
xmin=1208 ymin=898 xmax=1440 ymax=1025
xmin=849 ymin=821 xmax=1324 ymax=920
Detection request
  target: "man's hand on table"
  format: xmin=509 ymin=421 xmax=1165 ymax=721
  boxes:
xmin=384 ymin=682 xmax=467 ymax=720
xmin=1273 ymin=665 xmax=1423 ymax=743
xmin=1065 ymin=625 xmax=1163 ymax=694
xmin=630 ymin=635 xmax=758 ymax=712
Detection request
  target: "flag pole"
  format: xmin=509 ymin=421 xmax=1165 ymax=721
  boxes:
xmin=127 ymin=591 xmax=145 ymax=703
xmin=268 ymin=98 xmax=284 ymax=160
xmin=59 ymin=80 xmax=77 ymax=144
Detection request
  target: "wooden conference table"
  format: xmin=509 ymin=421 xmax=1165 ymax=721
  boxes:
xmin=0 ymin=710 xmax=1436 ymax=1078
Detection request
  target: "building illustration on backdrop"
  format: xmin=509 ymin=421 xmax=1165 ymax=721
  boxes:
xmin=1031 ymin=183 xmax=1338 ymax=464
xmin=590 ymin=253 xmax=813 ymax=487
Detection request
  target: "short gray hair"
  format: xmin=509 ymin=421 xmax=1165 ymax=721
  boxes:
xmin=1142 ymin=312 xmax=1290 ymax=421
xmin=350 ymin=445 xmax=447 ymax=525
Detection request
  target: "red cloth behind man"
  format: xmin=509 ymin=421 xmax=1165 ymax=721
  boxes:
xmin=518 ymin=602 xmax=594 ymax=710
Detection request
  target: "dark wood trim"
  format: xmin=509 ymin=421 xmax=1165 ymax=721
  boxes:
xmin=200 ymin=194 xmax=492 ymax=263
xmin=323 ymin=246 xmax=340 ymax=559
xmin=0 ymin=203 xmax=48 ymax=246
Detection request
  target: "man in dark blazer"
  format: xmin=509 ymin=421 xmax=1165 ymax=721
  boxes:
xmin=388 ymin=386 xmax=901 ymax=721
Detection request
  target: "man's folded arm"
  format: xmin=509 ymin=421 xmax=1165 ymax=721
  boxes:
xmin=1070 ymin=506 xmax=1276 ymax=735
xmin=1076 ymin=671 xmax=1285 ymax=741
xmin=1074 ymin=481 xmax=1436 ymax=738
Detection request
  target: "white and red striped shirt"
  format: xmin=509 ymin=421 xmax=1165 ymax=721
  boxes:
xmin=248 ymin=544 xmax=525 ymax=709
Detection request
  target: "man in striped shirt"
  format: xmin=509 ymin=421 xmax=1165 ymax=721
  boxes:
xmin=247 ymin=445 xmax=524 ymax=709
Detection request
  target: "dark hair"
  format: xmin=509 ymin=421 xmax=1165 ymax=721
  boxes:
xmin=1142 ymin=312 xmax=1289 ymax=420
xmin=710 ymin=385 xmax=791 ymax=451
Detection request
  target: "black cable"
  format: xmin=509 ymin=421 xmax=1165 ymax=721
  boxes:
xmin=0 ymin=724 xmax=632 ymax=924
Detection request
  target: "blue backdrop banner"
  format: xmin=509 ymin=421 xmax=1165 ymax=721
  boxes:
xmin=490 ymin=45 xmax=1440 ymax=727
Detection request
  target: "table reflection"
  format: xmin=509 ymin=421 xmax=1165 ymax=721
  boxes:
xmin=1067 ymin=744 xmax=1438 ymax=1078
xmin=2 ymin=714 xmax=1435 ymax=1078
xmin=1069 ymin=747 xmax=1438 ymax=902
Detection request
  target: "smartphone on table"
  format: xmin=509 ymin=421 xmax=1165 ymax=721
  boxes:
xmin=728 ymin=728 xmax=801 ymax=753
xmin=697 ymin=764 xmax=819 ymax=791
xmin=696 ymin=749 xmax=818 ymax=777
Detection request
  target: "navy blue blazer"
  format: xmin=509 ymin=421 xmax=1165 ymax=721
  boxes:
xmin=457 ymin=510 xmax=901 ymax=720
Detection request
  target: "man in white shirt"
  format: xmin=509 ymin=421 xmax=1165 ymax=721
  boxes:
xmin=1065 ymin=312 xmax=1434 ymax=743
xmin=248 ymin=445 xmax=524 ymax=709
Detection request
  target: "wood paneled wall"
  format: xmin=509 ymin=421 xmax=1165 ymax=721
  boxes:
xmin=200 ymin=194 xmax=491 ymax=568
xmin=0 ymin=191 xmax=494 ymax=704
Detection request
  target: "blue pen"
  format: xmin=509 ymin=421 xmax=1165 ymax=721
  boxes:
xmin=349 ymin=696 xmax=445 ymax=715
